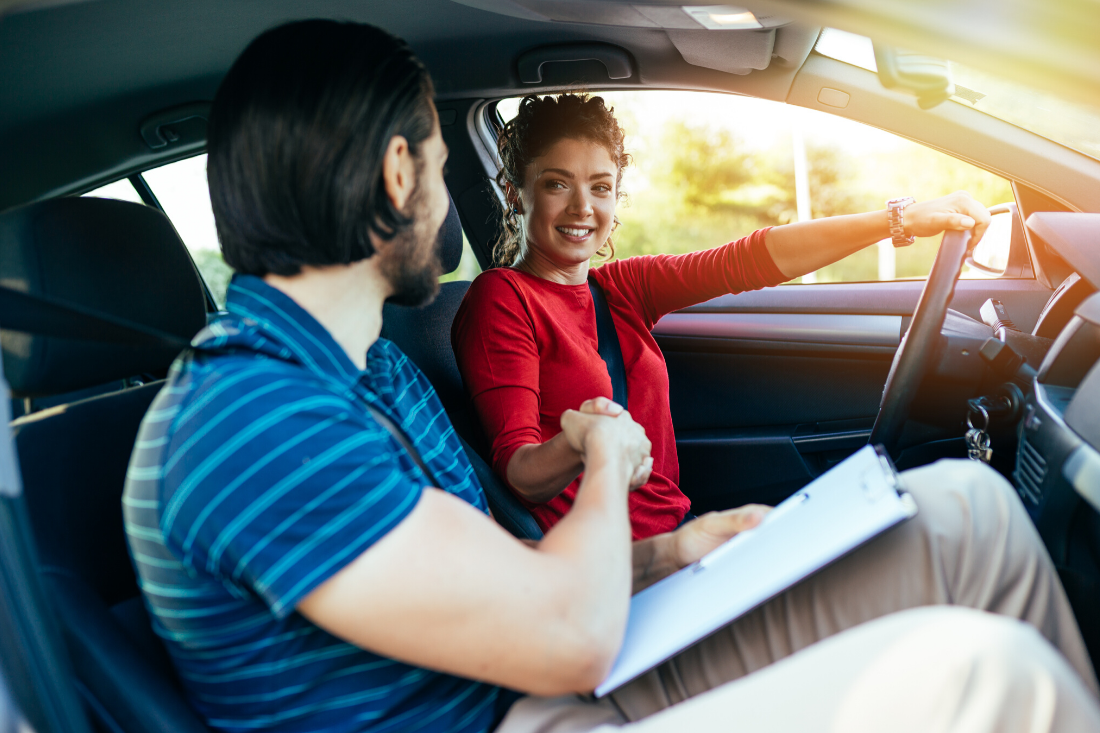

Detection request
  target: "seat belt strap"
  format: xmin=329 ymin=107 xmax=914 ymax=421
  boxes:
xmin=363 ymin=403 xmax=442 ymax=489
xmin=588 ymin=279 xmax=628 ymax=409
xmin=0 ymin=284 xmax=190 ymax=351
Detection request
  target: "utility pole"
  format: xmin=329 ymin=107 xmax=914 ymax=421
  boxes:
xmin=792 ymin=124 xmax=815 ymax=283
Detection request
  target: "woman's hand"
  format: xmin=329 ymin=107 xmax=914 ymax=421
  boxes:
xmin=903 ymin=191 xmax=992 ymax=247
xmin=670 ymin=505 xmax=771 ymax=569
xmin=505 ymin=396 xmax=649 ymax=503
xmin=631 ymin=504 xmax=771 ymax=592
xmin=560 ymin=399 xmax=651 ymax=491
xmin=576 ymin=397 xmax=653 ymax=488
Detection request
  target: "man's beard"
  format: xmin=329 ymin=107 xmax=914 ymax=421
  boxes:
xmin=380 ymin=182 xmax=444 ymax=308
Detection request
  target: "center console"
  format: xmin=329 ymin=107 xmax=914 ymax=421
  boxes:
xmin=1017 ymin=292 xmax=1100 ymax=564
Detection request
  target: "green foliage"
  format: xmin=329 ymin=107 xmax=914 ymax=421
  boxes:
xmin=190 ymin=248 xmax=233 ymax=308
xmin=191 ymin=235 xmax=482 ymax=308
xmin=610 ymin=110 xmax=1013 ymax=283
xmin=439 ymin=234 xmax=482 ymax=283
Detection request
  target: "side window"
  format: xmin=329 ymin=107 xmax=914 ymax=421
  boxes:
xmin=83 ymin=156 xmax=231 ymax=307
xmin=82 ymin=178 xmax=144 ymax=205
xmin=142 ymin=155 xmax=232 ymax=306
xmin=85 ymin=154 xmax=480 ymax=301
xmin=497 ymin=92 xmax=1014 ymax=283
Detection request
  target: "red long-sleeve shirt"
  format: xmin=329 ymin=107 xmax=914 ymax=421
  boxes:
xmin=451 ymin=228 xmax=785 ymax=539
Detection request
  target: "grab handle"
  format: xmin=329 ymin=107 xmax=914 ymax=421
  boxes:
xmin=517 ymin=43 xmax=634 ymax=83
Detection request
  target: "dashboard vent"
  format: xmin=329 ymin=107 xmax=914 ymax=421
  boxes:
xmin=1014 ymin=437 xmax=1047 ymax=506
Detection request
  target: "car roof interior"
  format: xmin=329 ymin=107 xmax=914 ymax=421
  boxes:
xmin=2 ymin=0 xmax=1099 ymax=252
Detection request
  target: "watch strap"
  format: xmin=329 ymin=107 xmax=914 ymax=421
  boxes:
xmin=887 ymin=197 xmax=916 ymax=247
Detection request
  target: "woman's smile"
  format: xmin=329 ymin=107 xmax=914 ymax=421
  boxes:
xmin=512 ymin=137 xmax=619 ymax=284
xmin=555 ymin=225 xmax=596 ymax=242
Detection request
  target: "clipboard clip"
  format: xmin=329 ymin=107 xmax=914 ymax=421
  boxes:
xmin=873 ymin=444 xmax=903 ymax=495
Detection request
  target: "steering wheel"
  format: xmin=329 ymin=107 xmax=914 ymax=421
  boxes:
xmin=869 ymin=229 xmax=973 ymax=460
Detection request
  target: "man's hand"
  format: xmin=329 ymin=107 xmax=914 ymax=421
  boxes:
xmin=670 ymin=505 xmax=771 ymax=569
xmin=904 ymin=191 xmax=992 ymax=247
xmin=560 ymin=398 xmax=651 ymax=490
xmin=575 ymin=397 xmax=653 ymax=488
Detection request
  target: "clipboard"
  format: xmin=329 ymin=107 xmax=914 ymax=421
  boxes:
xmin=594 ymin=444 xmax=917 ymax=697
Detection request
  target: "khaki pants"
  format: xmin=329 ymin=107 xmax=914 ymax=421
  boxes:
xmin=497 ymin=460 xmax=1100 ymax=732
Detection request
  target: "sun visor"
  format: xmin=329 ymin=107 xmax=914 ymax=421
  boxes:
xmin=666 ymin=28 xmax=775 ymax=75
xmin=449 ymin=0 xmax=790 ymax=30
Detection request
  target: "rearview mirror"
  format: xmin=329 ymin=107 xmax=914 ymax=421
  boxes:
xmin=873 ymin=44 xmax=954 ymax=109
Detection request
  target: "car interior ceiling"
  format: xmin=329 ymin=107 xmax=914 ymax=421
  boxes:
xmin=4 ymin=1 xmax=1100 ymax=732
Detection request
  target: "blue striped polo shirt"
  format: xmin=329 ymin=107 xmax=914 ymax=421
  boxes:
xmin=122 ymin=274 xmax=505 ymax=733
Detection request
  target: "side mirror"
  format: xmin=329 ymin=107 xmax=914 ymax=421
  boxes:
xmin=872 ymin=45 xmax=954 ymax=109
xmin=965 ymin=202 xmax=1034 ymax=279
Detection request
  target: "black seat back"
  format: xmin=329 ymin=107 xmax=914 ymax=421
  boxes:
xmin=1 ymin=198 xmax=211 ymax=733
xmin=382 ymin=201 xmax=542 ymax=540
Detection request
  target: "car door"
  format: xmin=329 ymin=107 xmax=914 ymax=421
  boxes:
xmin=445 ymin=80 xmax=1069 ymax=514
xmin=659 ymin=271 xmax=1052 ymax=513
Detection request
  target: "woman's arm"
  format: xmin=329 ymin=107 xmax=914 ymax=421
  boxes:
xmin=630 ymin=505 xmax=770 ymax=593
xmin=596 ymin=191 xmax=992 ymax=329
xmin=764 ymin=191 xmax=992 ymax=280
xmin=508 ymin=398 xmax=653 ymax=503
xmin=506 ymin=434 xmax=585 ymax=503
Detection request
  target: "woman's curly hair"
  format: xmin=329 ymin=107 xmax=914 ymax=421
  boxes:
xmin=493 ymin=93 xmax=631 ymax=267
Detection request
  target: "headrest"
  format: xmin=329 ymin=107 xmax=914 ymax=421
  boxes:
xmin=439 ymin=196 xmax=463 ymax=275
xmin=0 ymin=197 xmax=207 ymax=397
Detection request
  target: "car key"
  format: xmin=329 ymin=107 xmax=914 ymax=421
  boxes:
xmin=965 ymin=427 xmax=993 ymax=463
xmin=965 ymin=403 xmax=993 ymax=463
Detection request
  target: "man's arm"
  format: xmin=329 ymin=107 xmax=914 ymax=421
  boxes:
xmin=297 ymin=409 xmax=649 ymax=696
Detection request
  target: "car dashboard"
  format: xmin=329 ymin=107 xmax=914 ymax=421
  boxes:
xmin=1002 ymin=212 xmax=1100 ymax=658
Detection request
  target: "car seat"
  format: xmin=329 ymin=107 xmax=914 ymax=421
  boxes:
xmin=1 ymin=197 xmax=211 ymax=733
xmin=381 ymin=200 xmax=543 ymax=540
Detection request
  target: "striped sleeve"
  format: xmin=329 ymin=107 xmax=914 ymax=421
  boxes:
xmin=158 ymin=364 xmax=423 ymax=618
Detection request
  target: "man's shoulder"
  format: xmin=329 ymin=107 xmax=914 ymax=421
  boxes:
xmin=171 ymin=346 xmax=346 ymax=429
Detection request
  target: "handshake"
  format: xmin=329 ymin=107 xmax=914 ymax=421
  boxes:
xmin=560 ymin=396 xmax=654 ymax=490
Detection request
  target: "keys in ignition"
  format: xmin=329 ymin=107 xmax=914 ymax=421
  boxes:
xmin=965 ymin=403 xmax=993 ymax=463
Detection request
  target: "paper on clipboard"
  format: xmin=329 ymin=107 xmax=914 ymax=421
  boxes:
xmin=594 ymin=445 xmax=917 ymax=697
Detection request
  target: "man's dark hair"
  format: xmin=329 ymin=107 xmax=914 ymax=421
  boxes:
xmin=207 ymin=20 xmax=436 ymax=277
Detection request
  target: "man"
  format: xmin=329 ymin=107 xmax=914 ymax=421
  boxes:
xmin=124 ymin=19 xmax=1100 ymax=733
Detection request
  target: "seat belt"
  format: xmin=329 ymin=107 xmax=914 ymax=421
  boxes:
xmin=0 ymin=283 xmax=546 ymax=538
xmin=0 ymin=285 xmax=190 ymax=351
xmin=362 ymin=403 xmax=442 ymax=488
xmin=0 ymin=284 xmax=448 ymax=479
xmin=588 ymin=280 xmax=628 ymax=409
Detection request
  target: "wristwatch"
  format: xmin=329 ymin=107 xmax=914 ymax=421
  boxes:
xmin=886 ymin=197 xmax=916 ymax=247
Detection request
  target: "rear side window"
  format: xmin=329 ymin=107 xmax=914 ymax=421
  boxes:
xmin=142 ymin=155 xmax=232 ymax=307
xmin=85 ymin=154 xmax=481 ymax=303
xmin=82 ymin=179 xmax=144 ymax=205
xmin=83 ymin=157 xmax=231 ymax=307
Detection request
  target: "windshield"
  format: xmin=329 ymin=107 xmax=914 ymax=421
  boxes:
xmin=814 ymin=28 xmax=1100 ymax=163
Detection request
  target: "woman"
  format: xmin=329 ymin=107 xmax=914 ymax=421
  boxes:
xmin=451 ymin=93 xmax=990 ymax=540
